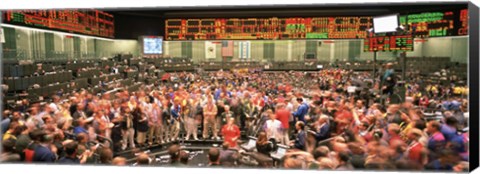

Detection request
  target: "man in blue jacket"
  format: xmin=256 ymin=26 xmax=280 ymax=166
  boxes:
xmin=292 ymin=98 xmax=309 ymax=123
xmin=313 ymin=115 xmax=331 ymax=142
xmin=290 ymin=121 xmax=306 ymax=151
xmin=170 ymin=98 xmax=182 ymax=141
xmin=33 ymin=133 xmax=57 ymax=162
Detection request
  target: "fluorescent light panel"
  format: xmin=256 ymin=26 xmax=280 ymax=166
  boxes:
xmin=0 ymin=23 xmax=114 ymax=41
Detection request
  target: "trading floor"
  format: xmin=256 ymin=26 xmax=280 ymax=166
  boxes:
xmin=0 ymin=2 xmax=474 ymax=172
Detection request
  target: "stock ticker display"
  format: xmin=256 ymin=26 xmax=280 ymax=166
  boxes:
xmin=165 ymin=9 xmax=468 ymax=40
xmin=363 ymin=35 xmax=414 ymax=52
xmin=2 ymin=10 xmax=115 ymax=38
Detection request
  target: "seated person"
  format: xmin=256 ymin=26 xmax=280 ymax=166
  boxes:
xmin=207 ymin=147 xmax=221 ymax=167
xmin=112 ymin=157 xmax=127 ymax=166
xmin=135 ymin=153 xmax=150 ymax=166
xmin=255 ymin=132 xmax=272 ymax=157
xmin=99 ymin=148 xmax=114 ymax=165
xmin=168 ymin=144 xmax=181 ymax=166
xmin=219 ymin=142 xmax=238 ymax=167
xmin=1 ymin=139 xmax=21 ymax=162
xmin=58 ymin=142 xmax=80 ymax=164
xmin=179 ymin=150 xmax=189 ymax=166
xmin=290 ymin=121 xmax=306 ymax=151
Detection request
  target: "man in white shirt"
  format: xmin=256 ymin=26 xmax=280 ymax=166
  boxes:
xmin=263 ymin=110 xmax=282 ymax=142
xmin=49 ymin=95 xmax=61 ymax=114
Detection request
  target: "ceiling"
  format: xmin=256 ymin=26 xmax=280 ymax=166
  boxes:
xmin=106 ymin=2 xmax=468 ymax=18
xmin=103 ymin=2 xmax=468 ymax=39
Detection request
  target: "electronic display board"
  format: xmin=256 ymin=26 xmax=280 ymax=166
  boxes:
xmin=399 ymin=9 xmax=468 ymax=38
xmin=165 ymin=9 xmax=467 ymax=40
xmin=142 ymin=36 xmax=163 ymax=55
xmin=2 ymin=10 xmax=114 ymax=38
xmin=166 ymin=17 xmax=372 ymax=40
xmin=363 ymin=35 xmax=414 ymax=52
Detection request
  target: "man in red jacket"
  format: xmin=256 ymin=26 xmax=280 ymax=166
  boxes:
xmin=275 ymin=103 xmax=291 ymax=145
xmin=405 ymin=128 xmax=427 ymax=165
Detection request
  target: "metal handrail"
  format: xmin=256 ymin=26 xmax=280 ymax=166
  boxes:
xmin=63 ymin=129 xmax=113 ymax=150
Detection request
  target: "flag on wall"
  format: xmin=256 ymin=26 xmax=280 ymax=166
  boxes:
xmin=205 ymin=41 xmax=216 ymax=59
xmin=238 ymin=41 xmax=251 ymax=59
xmin=221 ymin=41 xmax=234 ymax=57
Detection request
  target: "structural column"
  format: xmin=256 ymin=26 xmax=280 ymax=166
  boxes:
xmin=287 ymin=40 xmax=292 ymax=61
xmin=164 ymin=41 xmax=169 ymax=56
xmin=330 ymin=42 xmax=335 ymax=63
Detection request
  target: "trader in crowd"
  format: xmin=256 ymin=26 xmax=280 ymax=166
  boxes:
xmin=380 ymin=63 xmax=397 ymax=96
xmin=0 ymin=60 xmax=469 ymax=172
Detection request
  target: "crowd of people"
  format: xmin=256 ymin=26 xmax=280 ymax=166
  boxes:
xmin=0 ymin=63 xmax=470 ymax=172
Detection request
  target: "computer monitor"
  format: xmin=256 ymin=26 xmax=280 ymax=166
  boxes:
xmin=248 ymin=139 xmax=256 ymax=146
xmin=276 ymin=146 xmax=286 ymax=156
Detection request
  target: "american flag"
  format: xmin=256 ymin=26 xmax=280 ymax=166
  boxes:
xmin=221 ymin=41 xmax=234 ymax=57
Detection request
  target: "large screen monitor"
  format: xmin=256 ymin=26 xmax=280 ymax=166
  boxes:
xmin=142 ymin=36 xmax=163 ymax=55
xmin=373 ymin=14 xmax=399 ymax=33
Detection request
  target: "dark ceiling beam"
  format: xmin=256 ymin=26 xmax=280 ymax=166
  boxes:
xmin=161 ymin=9 xmax=393 ymax=18
xmin=98 ymin=1 xmax=467 ymax=12
xmin=109 ymin=11 xmax=163 ymax=18
xmin=163 ymin=9 xmax=391 ymax=15
xmin=107 ymin=2 xmax=467 ymax=19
